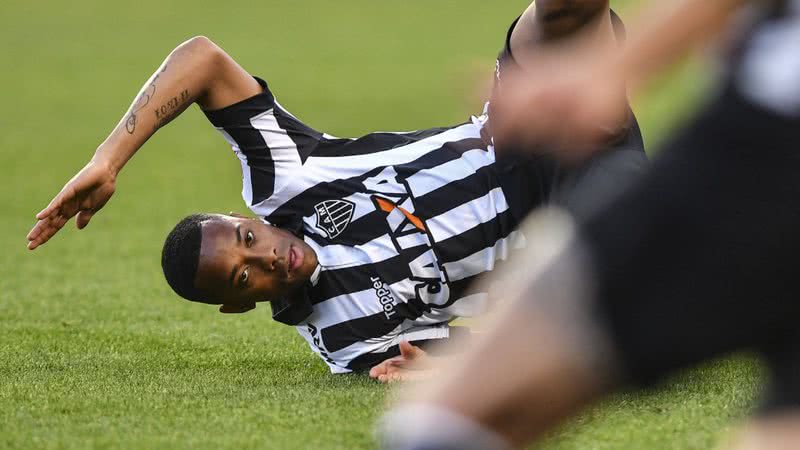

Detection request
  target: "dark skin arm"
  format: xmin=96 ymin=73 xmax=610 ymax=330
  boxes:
xmin=509 ymin=0 xmax=614 ymax=68
xmin=488 ymin=1 xmax=621 ymax=154
xmin=27 ymin=36 xmax=261 ymax=250
xmin=513 ymin=0 xmax=610 ymax=42
xmin=492 ymin=0 xmax=744 ymax=159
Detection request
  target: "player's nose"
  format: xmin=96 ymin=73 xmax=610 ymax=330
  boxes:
xmin=244 ymin=247 xmax=278 ymax=272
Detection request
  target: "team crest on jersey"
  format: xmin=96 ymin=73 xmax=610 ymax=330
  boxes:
xmin=314 ymin=199 xmax=355 ymax=238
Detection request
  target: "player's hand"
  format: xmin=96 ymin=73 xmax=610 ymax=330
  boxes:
xmin=369 ymin=341 xmax=438 ymax=384
xmin=491 ymin=56 xmax=628 ymax=163
xmin=27 ymin=159 xmax=117 ymax=250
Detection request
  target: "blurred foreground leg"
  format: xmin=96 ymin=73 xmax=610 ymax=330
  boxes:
xmin=380 ymin=210 xmax=620 ymax=449
xmin=727 ymin=414 xmax=800 ymax=450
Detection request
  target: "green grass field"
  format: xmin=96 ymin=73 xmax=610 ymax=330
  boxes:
xmin=1 ymin=1 xmax=762 ymax=448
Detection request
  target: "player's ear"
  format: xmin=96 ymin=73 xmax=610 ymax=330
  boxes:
xmin=228 ymin=211 xmax=249 ymax=219
xmin=219 ymin=302 xmax=256 ymax=314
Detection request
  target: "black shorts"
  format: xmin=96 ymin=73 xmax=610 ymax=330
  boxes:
xmin=496 ymin=118 xmax=648 ymax=224
xmin=582 ymin=85 xmax=800 ymax=412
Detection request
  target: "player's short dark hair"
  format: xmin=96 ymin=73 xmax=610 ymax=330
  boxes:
xmin=161 ymin=213 xmax=221 ymax=304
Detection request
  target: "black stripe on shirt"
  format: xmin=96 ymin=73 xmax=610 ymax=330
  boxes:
xmin=413 ymin=165 xmax=501 ymax=220
xmin=320 ymin=282 xmax=439 ymax=354
xmin=322 ymin=312 xmax=402 ymax=354
xmin=434 ymin=209 xmax=517 ymax=263
xmin=267 ymin=136 xmax=485 ymax=241
xmin=203 ymin=77 xmax=275 ymax=127
xmin=204 ymin=78 xmax=278 ymax=205
xmin=444 ymin=276 xmax=481 ymax=307
xmin=346 ymin=345 xmax=400 ymax=371
xmin=321 ymin=301 xmax=428 ymax=354
xmin=272 ymin=103 xmax=323 ymax=164
xmin=309 ymin=245 xmax=429 ymax=304
xmin=313 ymin=127 xmax=453 ymax=158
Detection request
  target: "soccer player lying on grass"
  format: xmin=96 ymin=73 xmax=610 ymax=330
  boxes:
xmin=381 ymin=0 xmax=800 ymax=449
xmin=27 ymin=0 xmax=645 ymax=374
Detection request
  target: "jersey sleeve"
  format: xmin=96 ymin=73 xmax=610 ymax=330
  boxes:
xmin=203 ymin=76 xmax=324 ymax=209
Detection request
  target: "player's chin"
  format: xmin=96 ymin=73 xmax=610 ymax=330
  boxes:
xmin=286 ymin=265 xmax=313 ymax=290
xmin=298 ymin=242 xmax=317 ymax=275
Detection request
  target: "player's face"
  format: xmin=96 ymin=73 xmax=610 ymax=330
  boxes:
xmin=193 ymin=215 xmax=318 ymax=307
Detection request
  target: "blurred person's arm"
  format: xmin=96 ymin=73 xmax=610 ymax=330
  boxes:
xmin=27 ymin=37 xmax=261 ymax=250
xmin=381 ymin=2 xmax=756 ymax=449
xmin=380 ymin=212 xmax=614 ymax=449
xmin=618 ymin=0 xmax=744 ymax=92
xmin=491 ymin=0 xmax=622 ymax=154
xmin=494 ymin=0 xmax=746 ymax=157
xmin=510 ymin=0 xmax=612 ymax=56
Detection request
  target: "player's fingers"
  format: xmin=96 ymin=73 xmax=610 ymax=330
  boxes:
xmin=75 ymin=210 xmax=95 ymax=229
xmin=37 ymin=215 xmax=70 ymax=245
xmin=388 ymin=372 xmax=405 ymax=384
xmin=388 ymin=359 xmax=417 ymax=371
xmin=35 ymin=204 xmax=57 ymax=220
xmin=370 ymin=363 xmax=387 ymax=378
xmin=398 ymin=341 xmax=418 ymax=359
xmin=27 ymin=220 xmax=60 ymax=250
xmin=36 ymin=192 xmax=68 ymax=220
xmin=27 ymin=231 xmax=44 ymax=249
xmin=27 ymin=215 xmax=59 ymax=245
xmin=26 ymin=218 xmax=49 ymax=241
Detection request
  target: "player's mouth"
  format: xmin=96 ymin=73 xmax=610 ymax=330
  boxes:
xmin=288 ymin=245 xmax=304 ymax=273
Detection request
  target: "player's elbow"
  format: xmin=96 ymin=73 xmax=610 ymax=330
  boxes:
xmin=175 ymin=35 xmax=226 ymax=69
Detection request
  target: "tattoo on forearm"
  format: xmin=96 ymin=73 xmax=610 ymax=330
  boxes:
xmin=125 ymin=64 xmax=169 ymax=134
xmin=152 ymin=89 xmax=191 ymax=131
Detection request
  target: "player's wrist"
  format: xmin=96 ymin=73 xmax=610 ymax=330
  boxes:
xmin=90 ymin=146 xmax=124 ymax=178
xmin=89 ymin=152 xmax=121 ymax=180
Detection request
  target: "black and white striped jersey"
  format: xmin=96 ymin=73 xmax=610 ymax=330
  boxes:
xmin=204 ymin=80 xmax=526 ymax=372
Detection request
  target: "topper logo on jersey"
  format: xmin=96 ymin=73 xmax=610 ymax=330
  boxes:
xmin=313 ymin=199 xmax=355 ymax=238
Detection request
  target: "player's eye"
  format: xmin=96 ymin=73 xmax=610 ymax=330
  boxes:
xmin=239 ymin=268 xmax=249 ymax=287
xmin=245 ymin=230 xmax=254 ymax=247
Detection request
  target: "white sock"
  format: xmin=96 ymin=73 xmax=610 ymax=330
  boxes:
xmin=378 ymin=403 xmax=512 ymax=450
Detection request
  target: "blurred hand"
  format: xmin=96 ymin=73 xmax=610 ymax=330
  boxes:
xmin=27 ymin=160 xmax=117 ymax=250
xmin=369 ymin=341 xmax=438 ymax=384
xmin=491 ymin=56 xmax=628 ymax=164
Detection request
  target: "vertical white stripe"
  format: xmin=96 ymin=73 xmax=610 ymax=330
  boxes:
xmin=309 ymin=277 xmax=417 ymax=330
xmin=321 ymin=323 xmax=450 ymax=372
xmin=249 ymin=109 xmax=302 ymax=194
xmin=427 ymin=187 xmax=509 ymax=243
xmin=308 ymin=287 xmax=384 ymax=330
xmin=306 ymin=233 xmax=398 ymax=270
xmin=443 ymin=230 xmax=527 ymax=281
xmin=304 ymin=123 xmax=479 ymax=171
xmin=406 ymin=148 xmax=495 ymax=198
xmin=440 ymin=293 xmax=489 ymax=317
xmin=249 ymin=123 xmax=482 ymax=217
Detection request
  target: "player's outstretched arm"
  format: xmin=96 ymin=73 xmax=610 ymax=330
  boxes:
xmin=27 ymin=36 xmax=261 ymax=250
